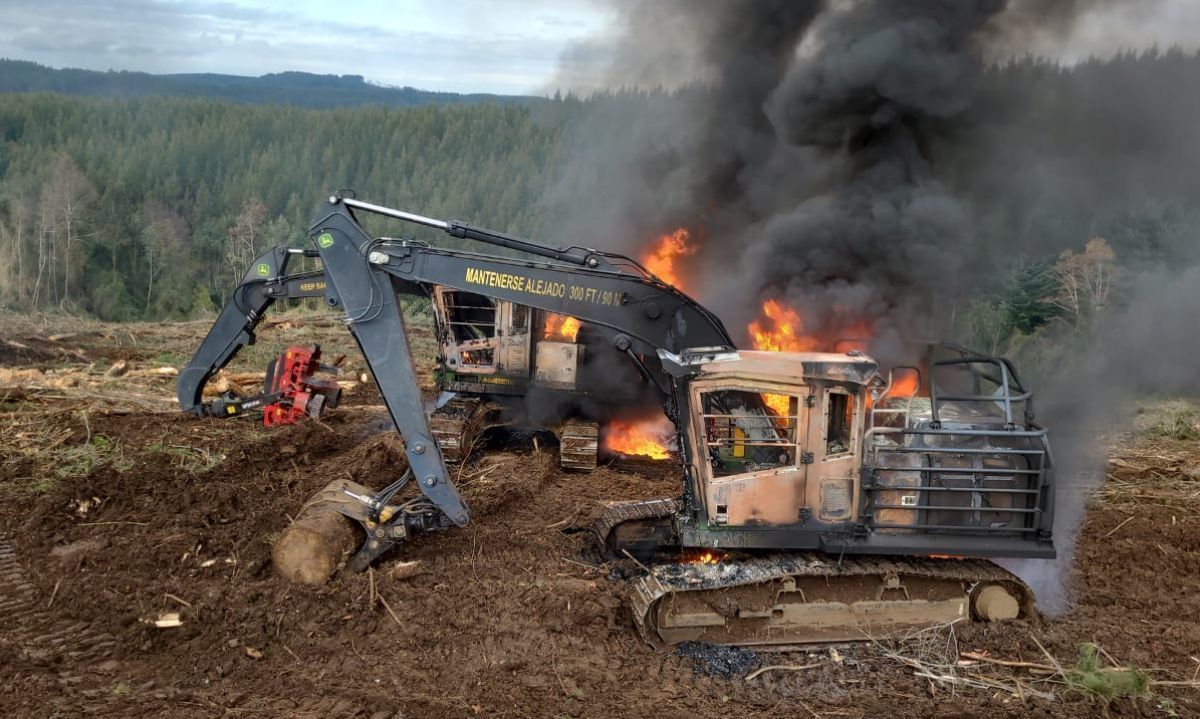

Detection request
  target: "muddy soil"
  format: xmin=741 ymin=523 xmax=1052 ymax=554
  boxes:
xmin=1 ymin=315 xmax=1197 ymax=718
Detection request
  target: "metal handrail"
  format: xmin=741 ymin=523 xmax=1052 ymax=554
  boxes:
xmin=864 ymin=426 xmax=1048 ymax=441
xmin=860 ymin=421 xmax=1051 ymax=536
xmin=876 ymin=446 xmax=1046 ymax=455
xmin=872 ymin=465 xmax=1041 ymax=476
xmin=871 ymin=504 xmax=1042 ymax=514
xmin=868 ymin=522 xmax=1041 ymax=533
xmin=929 ymin=356 xmax=1034 ymax=427
xmin=869 ymin=366 xmax=920 ymax=431
xmin=863 ymin=485 xmax=1040 ymax=495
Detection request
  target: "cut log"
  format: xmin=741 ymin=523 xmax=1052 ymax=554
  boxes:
xmin=272 ymin=508 xmax=359 ymax=584
xmin=272 ymin=484 xmax=364 ymax=584
xmin=0 ymin=368 xmax=44 ymax=384
xmin=204 ymin=371 xmax=250 ymax=397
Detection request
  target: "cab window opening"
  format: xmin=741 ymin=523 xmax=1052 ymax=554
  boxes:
xmin=701 ymin=389 xmax=800 ymax=478
xmin=443 ymin=290 xmax=497 ymax=366
xmin=826 ymin=391 xmax=854 ymax=456
xmin=510 ymin=304 xmax=528 ymax=332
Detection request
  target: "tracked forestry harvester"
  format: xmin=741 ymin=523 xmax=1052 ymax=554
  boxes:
xmin=181 ymin=194 xmax=1055 ymax=646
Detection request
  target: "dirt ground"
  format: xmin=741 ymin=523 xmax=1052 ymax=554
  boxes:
xmin=1 ymin=312 xmax=1198 ymax=718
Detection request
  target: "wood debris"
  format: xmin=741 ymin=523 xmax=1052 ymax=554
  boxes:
xmin=142 ymin=612 xmax=183 ymax=629
xmin=745 ymin=662 xmax=822 ymax=681
xmin=104 ymin=360 xmax=129 ymax=378
xmin=389 ymin=560 xmax=423 ymax=581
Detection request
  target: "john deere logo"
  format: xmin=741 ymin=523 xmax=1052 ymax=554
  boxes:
xmin=318 ymin=233 xmax=335 ymax=248
xmin=256 ymin=263 xmax=270 ymax=277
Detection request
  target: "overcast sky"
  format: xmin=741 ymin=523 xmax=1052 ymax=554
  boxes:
xmin=1 ymin=0 xmax=1198 ymax=96
xmin=0 ymin=0 xmax=615 ymax=94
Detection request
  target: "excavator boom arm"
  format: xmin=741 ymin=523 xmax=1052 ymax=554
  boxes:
xmin=313 ymin=205 xmax=469 ymax=527
xmin=178 ymin=194 xmax=733 ymax=568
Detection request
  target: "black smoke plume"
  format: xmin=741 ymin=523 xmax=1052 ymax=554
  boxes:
xmin=545 ymin=0 xmax=1200 ymax=613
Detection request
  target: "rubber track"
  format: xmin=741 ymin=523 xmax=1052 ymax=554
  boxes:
xmin=597 ymin=500 xmax=1035 ymax=647
xmin=630 ymin=553 xmax=1034 ymax=647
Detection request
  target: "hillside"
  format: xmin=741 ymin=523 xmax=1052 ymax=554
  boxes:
xmin=0 ymin=59 xmax=539 ymax=109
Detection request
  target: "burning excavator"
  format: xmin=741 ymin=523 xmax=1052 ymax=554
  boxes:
xmin=426 ymin=281 xmax=669 ymax=470
xmin=179 ymin=194 xmax=1055 ymax=647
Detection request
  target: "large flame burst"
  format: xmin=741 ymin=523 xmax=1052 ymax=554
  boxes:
xmin=748 ymin=299 xmax=881 ymax=415
xmin=603 ymin=417 xmax=674 ymax=460
xmin=748 ymin=299 xmax=874 ymax=355
xmin=748 ymin=301 xmax=813 ymax=418
xmin=748 ymin=299 xmax=817 ymax=353
xmin=642 ymin=228 xmax=695 ymax=290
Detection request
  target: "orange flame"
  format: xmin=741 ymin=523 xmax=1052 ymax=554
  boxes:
xmin=885 ymin=371 xmax=920 ymax=398
xmin=685 ymin=550 xmax=722 ymax=565
xmin=750 ymin=301 xmax=813 ymax=417
xmin=603 ymin=417 xmax=673 ymax=460
xmin=543 ymin=313 xmax=581 ymax=342
xmin=642 ymin=228 xmax=695 ymax=290
xmin=761 ymin=392 xmax=792 ymax=422
xmin=748 ymin=299 xmax=878 ymax=416
xmin=748 ymin=299 xmax=816 ymax=353
xmin=748 ymin=299 xmax=874 ymax=355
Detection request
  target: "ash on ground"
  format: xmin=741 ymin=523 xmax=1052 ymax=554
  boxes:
xmin=676 ymin=642 xmax=760 ymax=678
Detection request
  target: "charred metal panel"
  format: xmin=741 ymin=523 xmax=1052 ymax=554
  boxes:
xmin=818 ymin=478 xmax=853 ymax=521
xmin=433 ymin=288 xmax=532 ymax=380
xmin=535 ymin=341 xmax=580 ymax=389
xmin=806 ymin=383 xmax=865 ymax=523
xmin=709 ymin=470 xmax=808 ymax=526
xmin=495 ymin=302 xmax=531 ymax=374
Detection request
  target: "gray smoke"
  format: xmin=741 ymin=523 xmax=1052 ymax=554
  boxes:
xmin=999 ymin=262 xmax=1200 ymax=612
xmin=545 ymin=0 xmax=1200 ymax=615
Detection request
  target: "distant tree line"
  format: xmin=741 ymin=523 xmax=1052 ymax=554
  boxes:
xmin=0 ymin=60 xmax=539 ymax=109
xmin=2 ymin=46 xmax=1199 ymax=376
xmin=0 ymin=96 xmax=570 ymax=320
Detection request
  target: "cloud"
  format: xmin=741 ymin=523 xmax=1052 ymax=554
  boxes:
xmin=0 ymin=0 xmax=609 ymax=93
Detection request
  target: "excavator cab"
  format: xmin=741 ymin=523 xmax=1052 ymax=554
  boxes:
xmin=617 ymin=347 xmax=1051 ymax=646
xmin=432 ymin=288 xmax=534 ymax=383
xmin=680 ymin=350 xmax=873 ymax=533
xmin=662 ymin=346 xmax=1054 ymax=555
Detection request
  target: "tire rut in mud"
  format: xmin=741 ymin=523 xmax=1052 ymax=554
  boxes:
xmin=0 ymin=538 xmax=131 ymax=714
